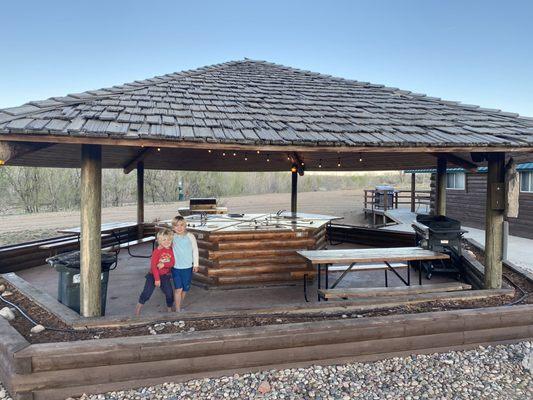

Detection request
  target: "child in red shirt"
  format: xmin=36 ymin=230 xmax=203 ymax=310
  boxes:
xmin=135 ymin=228 xmax=175 ymax=316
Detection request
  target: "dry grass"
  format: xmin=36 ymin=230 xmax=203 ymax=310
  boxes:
xmin=0 ymin=189 xmax=367 ymax=246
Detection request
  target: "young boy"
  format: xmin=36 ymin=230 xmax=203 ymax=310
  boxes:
xmin=135 ymin=228 xmax=175 ymax=316
xmin=170 ymin=215 xmax=199 ymax=312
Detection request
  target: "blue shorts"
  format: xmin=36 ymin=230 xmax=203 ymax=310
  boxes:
xmin=171 ymin=267 xmax=193 ymax=292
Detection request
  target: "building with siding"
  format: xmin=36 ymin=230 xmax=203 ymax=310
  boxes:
xmin=407 ymin=163 xmax=533 ymax=239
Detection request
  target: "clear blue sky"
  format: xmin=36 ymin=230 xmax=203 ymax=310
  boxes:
xmin=1 ymin=0 xmax=532 ymax=116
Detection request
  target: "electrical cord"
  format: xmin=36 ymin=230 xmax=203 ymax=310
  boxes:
xmin=0 ymin=292 xmax=88 ymax=333
xmin=502 ymin=273 xmax=530 ymax=306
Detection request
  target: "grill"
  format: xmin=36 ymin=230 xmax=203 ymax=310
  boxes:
xmin=412 ymin=215 xmax=465 ymax=279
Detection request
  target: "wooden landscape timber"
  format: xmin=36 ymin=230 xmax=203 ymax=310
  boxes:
xmin=0 ymin=304 xmax=531 ymax=400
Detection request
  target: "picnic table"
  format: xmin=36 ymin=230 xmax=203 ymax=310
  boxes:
xmin=54 ymin=222 xmax=155 ymax=258
xmin=297 ymin=247 xmax=450 ymax=301
xmin=57 ymin=221 xmax=139 ymax=235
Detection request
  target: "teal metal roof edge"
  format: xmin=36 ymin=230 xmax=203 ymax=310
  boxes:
xmin=404 ymin=162 xmax=533 ymax=174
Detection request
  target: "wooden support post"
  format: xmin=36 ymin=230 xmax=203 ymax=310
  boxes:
xmin=291 ymin=169 xmax=298 ymax=215
xmin=80 ymin=144 xmax=102 ymax=317
xmin=436 ymin=157 xmax=447 ymax=215
xmin=411 ymin=173 xmax=416 ymax=213
xmin=137 ymin=162 xmax=144 ymax=238
xmin=484 ymin=152 xmax=505 ymax=289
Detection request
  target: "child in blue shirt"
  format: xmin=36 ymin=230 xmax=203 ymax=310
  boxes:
xmin=171 ymin=215 xmax=199 ymax=311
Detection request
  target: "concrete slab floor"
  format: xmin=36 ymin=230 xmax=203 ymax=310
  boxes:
xmin=17 ymin=242 xmax=454 ymax=318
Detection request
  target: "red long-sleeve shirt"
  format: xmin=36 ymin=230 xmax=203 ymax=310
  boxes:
xmin=150 ymin=247 xmax=174 ymax=281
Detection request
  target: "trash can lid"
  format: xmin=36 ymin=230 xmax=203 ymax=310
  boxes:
xmin=46 ymin=251 xmax=117 ymax=269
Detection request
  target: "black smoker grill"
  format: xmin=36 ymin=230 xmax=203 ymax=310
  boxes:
xmin=412 ymin=215 xmax=466 ymax=279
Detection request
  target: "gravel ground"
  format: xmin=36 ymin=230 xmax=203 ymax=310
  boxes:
xmin=1 ymin=342 xmax=531 ymax=399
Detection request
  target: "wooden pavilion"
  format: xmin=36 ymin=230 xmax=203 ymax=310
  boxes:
xmin=1 ymin=60 xmax=532 ymax=317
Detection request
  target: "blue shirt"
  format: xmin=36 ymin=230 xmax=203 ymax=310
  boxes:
xmin=172 ymin=234 xmax=193 ymax=269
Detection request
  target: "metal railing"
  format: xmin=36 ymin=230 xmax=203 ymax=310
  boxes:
xmin=364 ymin=189 xmax=431 ymax=213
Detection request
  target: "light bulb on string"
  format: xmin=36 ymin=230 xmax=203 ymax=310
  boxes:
xmin=266 ymin=154 xmax=270 ymax=162
xmin=318 ymin=159 xmax=322 ymax=168
xmin=222 ymin=152 xmax=226 ymax=157
xmin=244 ymin=153 xmax=248 ymax=161
xmin=337 ymin=158 xmax=341 ymax=168
xmin=208 ymin=149 xmax=212 ymax=153
xmin=359 ymin=153 xmax=363 ymax=162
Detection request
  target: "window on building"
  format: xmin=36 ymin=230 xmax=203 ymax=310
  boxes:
xmin=520 ymin=171 xmax=533 ymax=193
xmin=446 ymin=172 xmax=465 ymax=190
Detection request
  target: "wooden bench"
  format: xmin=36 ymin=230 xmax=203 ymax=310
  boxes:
xmin=319 ymin=282 xmax=472 ymax=300
xmin=102 ymin=236 xmax=156 ymax=258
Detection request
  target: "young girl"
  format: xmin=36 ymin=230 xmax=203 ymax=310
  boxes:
xmin=170 ymin=215 xmax=199 ymax=312
xmin=134 ymin=228 xmax=175 ymax=316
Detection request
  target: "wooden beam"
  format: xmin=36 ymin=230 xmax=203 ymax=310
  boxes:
xmin=1 ymin=134 xmax=532 ymax=154
xmin=137 ymin=162 xmax=144 ymax=238
xmin=432 ymin=153 xmax=477 ymax=171
xmin=0 ymin=141 xmax=51 ymax=163
xmin=484 ymin=152 xmax=505 ymax=289
xmin=436 ymin=157 xmax=447 ymax=215
xmin=123 ymin=147 xmax=153 ymax=174
xmin=410 ymin=173 xmax=416 ymax=213
xmin=291 ymin=169 xmax=298 ymax=214
xmin=80 ymin=144 xmax=102 ymax=317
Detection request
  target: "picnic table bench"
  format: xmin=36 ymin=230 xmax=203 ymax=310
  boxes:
xmin=297 ymin=247 xmax=450 ymax=302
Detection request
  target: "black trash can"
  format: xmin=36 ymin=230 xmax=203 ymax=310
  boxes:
xmin=46 ymin=251 xmax=117 ymax=315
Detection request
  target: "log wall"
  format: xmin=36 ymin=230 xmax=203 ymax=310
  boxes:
xmin=192 ymin=227 xmax=326 ymax=287
xmin=0 ymin=226 xmax=142 ymax=274
xmin=429 ymin=173 xmax=533 ymax=239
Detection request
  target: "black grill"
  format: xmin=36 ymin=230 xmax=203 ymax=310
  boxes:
xmin=412 ymin=215 xmax=465 ymax=279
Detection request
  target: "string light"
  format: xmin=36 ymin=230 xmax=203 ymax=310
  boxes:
xmin=337 ymin=158 xmax=342 ymax=168
xmin=208 ymin=149 xmax=212 ymax=153
xmin=266 ymin=154 xmax=271 ymax=162
xmin=301 ymin=162 xmax=305 ymax=166
xmin=157 ymin=148 xmax=161 ymax=152
xmin=233 ymin=152 xmax=236 ymax=157
xmin=318 ymin=159 xmax=322 ymax=168
xmin=256 ymin=150 xmax=260 ymax=154
xmin=222 ymin=152 xmax=226 ymax=156
xmin=244 ymin=153 xmax=248 ymax=161
xmin=359 ymin=153 xmax=363 ymax=162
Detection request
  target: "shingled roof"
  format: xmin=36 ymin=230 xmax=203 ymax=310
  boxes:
xmin=1 ymin=59 xmax=533 ymax=148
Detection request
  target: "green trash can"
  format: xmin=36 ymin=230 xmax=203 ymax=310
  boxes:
xmin=46 ymin=251 xmax=117 ymax=316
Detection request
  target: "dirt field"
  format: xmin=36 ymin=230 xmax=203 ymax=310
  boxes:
xmin=0 ymin=189 xmax=367 ymax=246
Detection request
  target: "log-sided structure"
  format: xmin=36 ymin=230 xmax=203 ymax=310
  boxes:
xmin=1 ymin=60 xmax=533 ymax=316
xmin=407 ymin=161 xmax=533 ymax=239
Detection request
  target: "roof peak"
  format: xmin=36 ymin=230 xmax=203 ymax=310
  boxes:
xmin=1 ymin=58 xmax=531 ymax=124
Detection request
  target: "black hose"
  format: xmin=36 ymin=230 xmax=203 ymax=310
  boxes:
xmin=502 ymin=273 xmax=529 ymax=306
xmin=0 ymin=293 xmax=88 ymax=333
